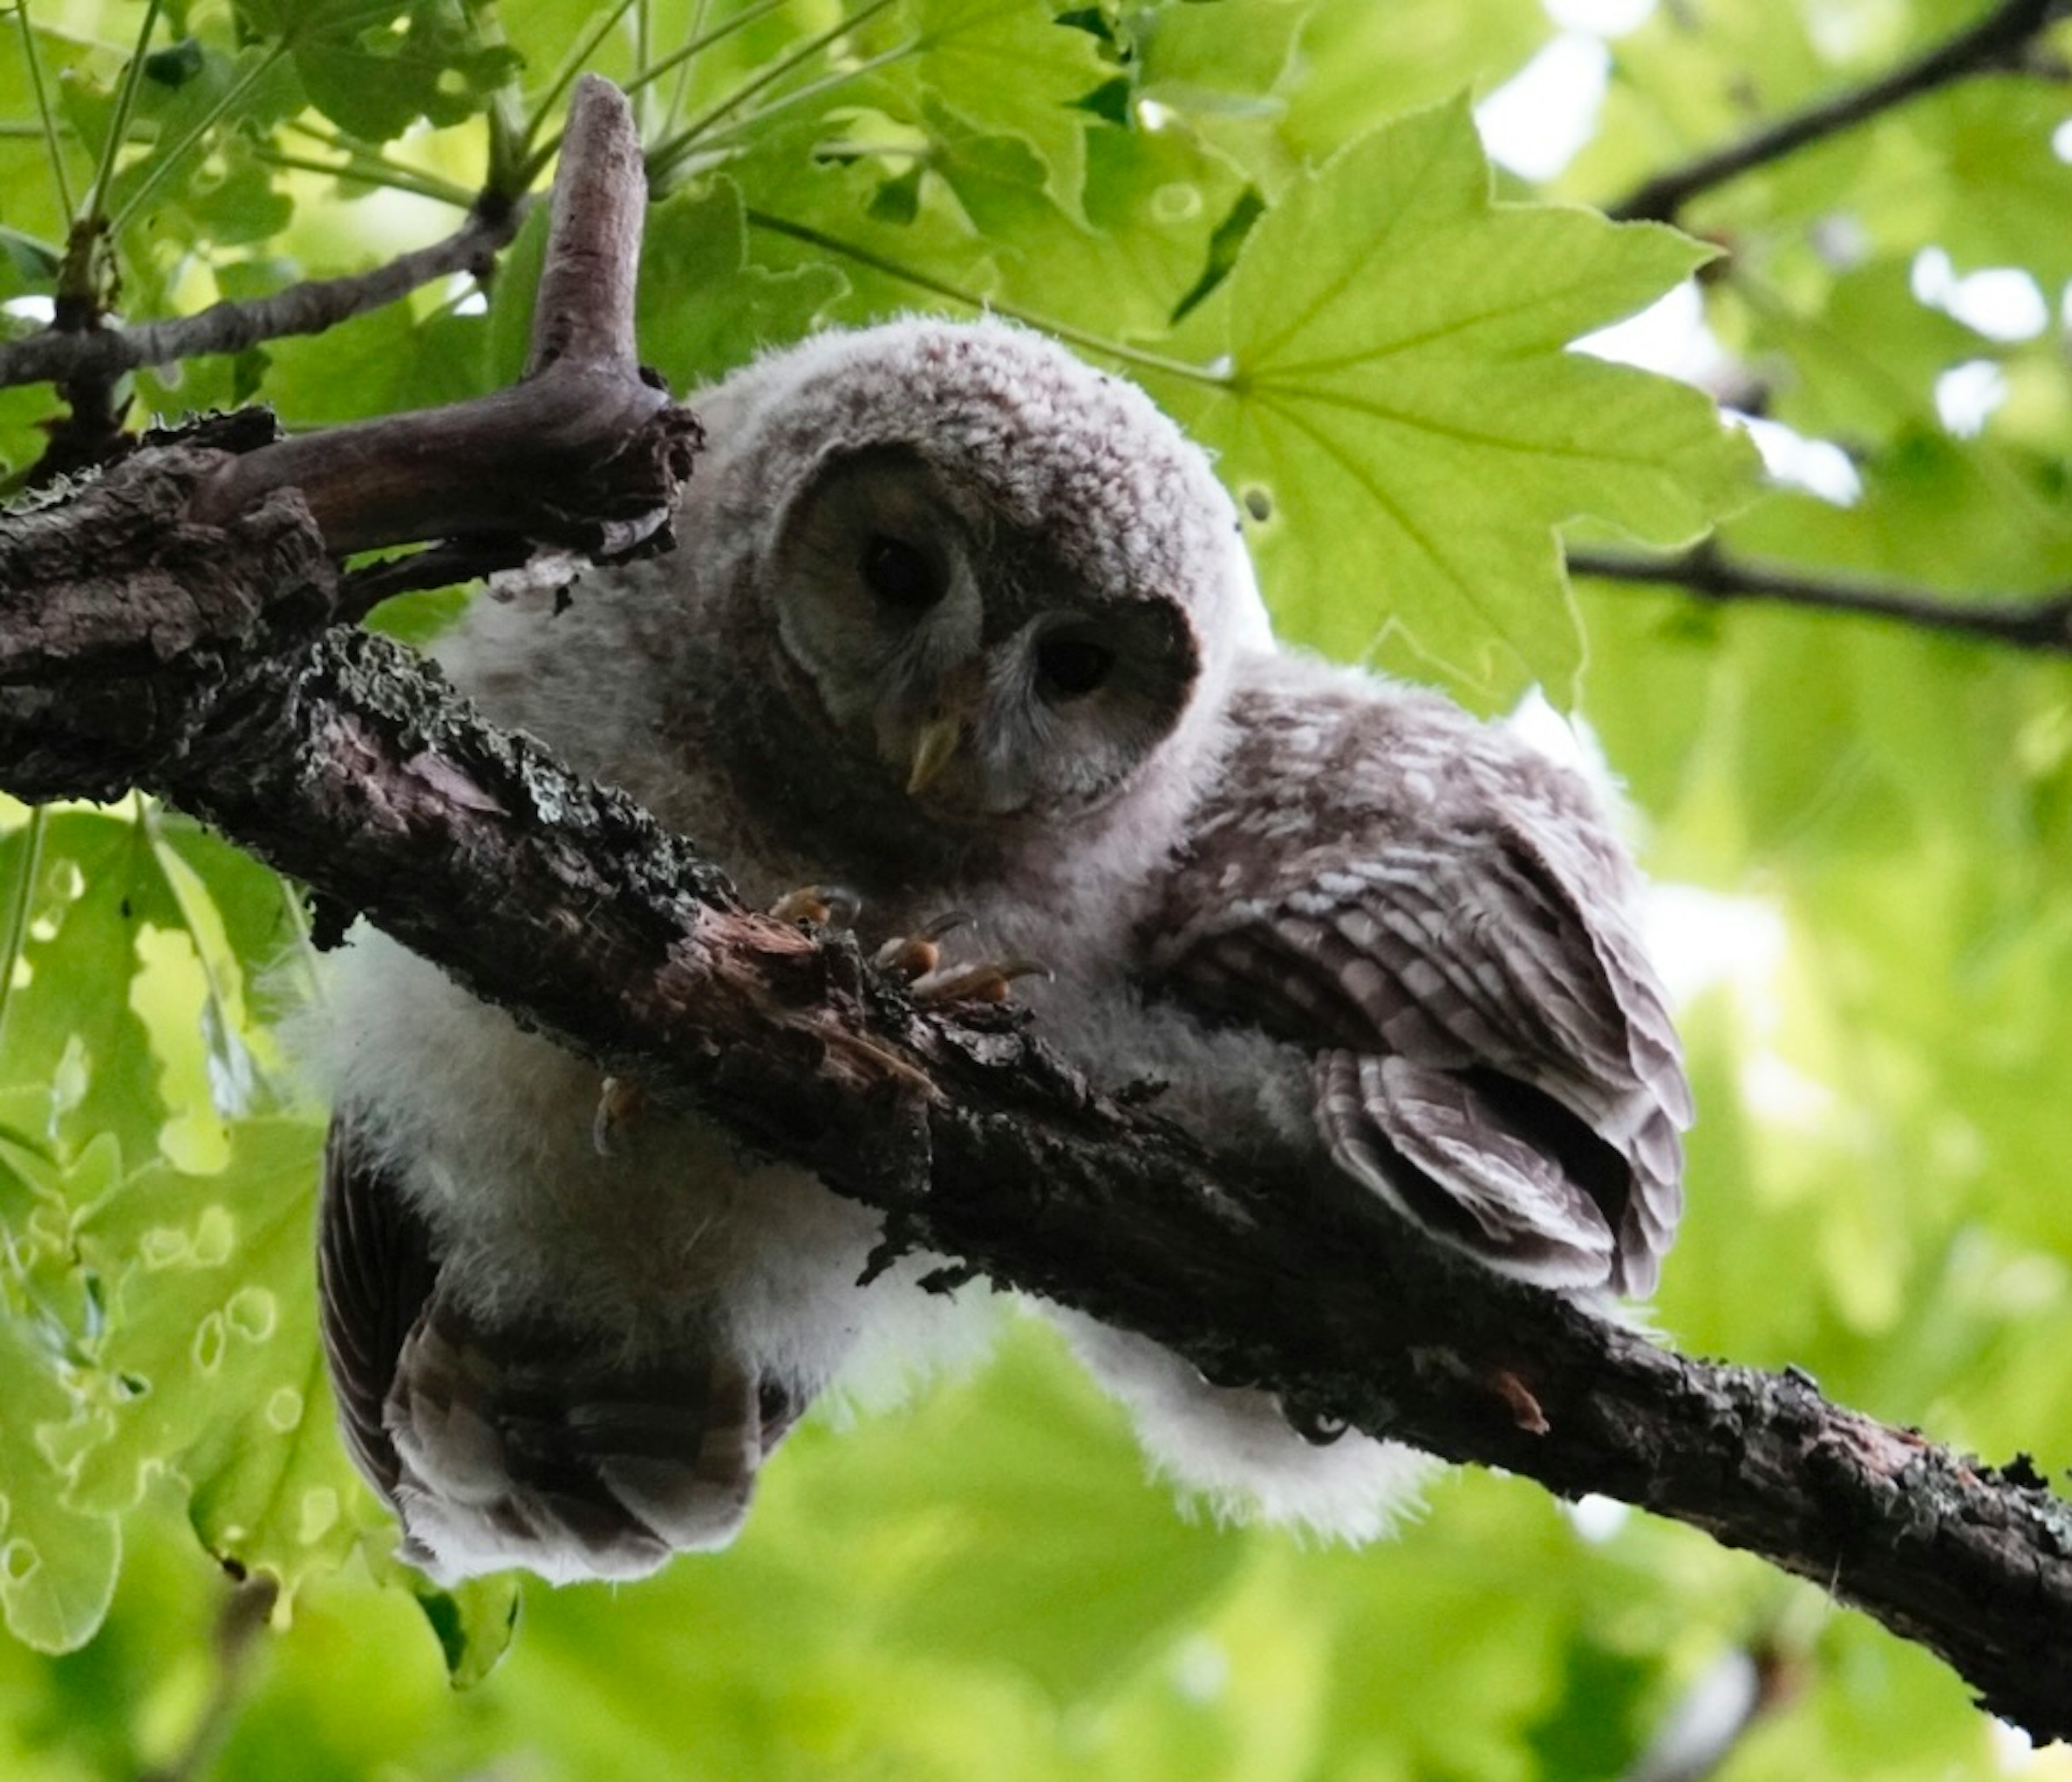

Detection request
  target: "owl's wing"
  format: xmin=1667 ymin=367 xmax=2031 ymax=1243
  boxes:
xmin=318 ymin=1109 xmax=805 ymax=1585
xmin=1150 ymin=672 xmax=1689 ymax=1296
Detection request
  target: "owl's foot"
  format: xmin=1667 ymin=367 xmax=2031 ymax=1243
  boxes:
xmin=592 ymin=1075 xmax=645 ymax=1157
xmin=871 ymin=911 xmax=972 ymax=981
xmin=768 ymin=884 xmax=862 ymax=928
xmin=909 ymin=959 xmax=1051 ymax=1004
xmin=876 ymin=914 xmax=1048 ymax=1003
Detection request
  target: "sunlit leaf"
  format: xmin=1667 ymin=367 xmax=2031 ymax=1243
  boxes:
xmin=71 ymin=1120 xmax=371 ymax=1600
xmin=0 ymin=1313 xmax=120 ymax=1654
xmin=1146 ymin=99 xmax=1757 ymax=696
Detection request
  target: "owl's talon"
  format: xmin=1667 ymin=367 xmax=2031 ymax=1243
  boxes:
xmin=908 ymin=957 xmax=1051 ymax=1005
xmin=873 ymin=911 xmax=974 ymax=981
xmin=593 ymin=1075 xmax=645 ymax=1157
xmin=769 ymin=884 xmax=862 ymax=928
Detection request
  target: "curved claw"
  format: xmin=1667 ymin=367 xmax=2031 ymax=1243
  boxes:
xmin=769 ymin=884 xmax=862 ymax=928
xmin=593 ymin=1075 xmax=645 ymax=1157
xmin=873 ymin=911 xmax=976 ymax=980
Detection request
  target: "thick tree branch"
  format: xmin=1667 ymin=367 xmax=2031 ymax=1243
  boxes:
xmin=1 ymin=73 xmax=2067 ymax=1745
xmin=1606 ymin=0 xmax=2065 ymax=224
xmin=1569 ymin=542 xmax=2072 ymax=653
xmin=186 ymin=80 xmax=697 ymax=560
xmin=0 ymin=201 xmax=526 ymax=392
xmin=2 ymin=609 xmax=2068 ymax=1740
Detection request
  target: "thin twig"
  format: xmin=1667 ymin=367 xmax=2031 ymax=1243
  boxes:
xmin=1606 ymin=0 xmax=2064 ymax=223
xmin=0 ymin=200 xmax=526 ymax=391
xmin=1569 ymin=543 xmax=2072 ymax=653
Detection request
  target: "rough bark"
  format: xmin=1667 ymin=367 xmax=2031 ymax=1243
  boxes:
xmin=3 ymin=600 xmax=2068 ymax=1739
xmin=0 ymin=73 xmax=2067 ymax=1745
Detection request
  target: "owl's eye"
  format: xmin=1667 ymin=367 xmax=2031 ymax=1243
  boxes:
xmin=1035 ymin=635 xmax=1115 ymax=701
xmin=859 ymin=534 xmax=945 ymax=611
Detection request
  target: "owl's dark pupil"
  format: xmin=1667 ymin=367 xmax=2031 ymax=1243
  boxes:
xmin=1037 ymin=636 xmax=1114 ymax=700
xmin=860 ymin=534 xmax=943 ymax=610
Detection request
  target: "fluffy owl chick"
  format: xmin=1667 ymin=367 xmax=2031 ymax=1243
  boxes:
xmin=313 ymin=314 xmax=1687 ymax=1577
xmin=312 ymin=315 xmax=1268 ymax=1582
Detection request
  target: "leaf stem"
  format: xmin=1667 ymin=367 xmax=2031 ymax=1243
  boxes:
xmin=517 ymin=0 xmax=798 ymax=187
xmin=10 ymin=2 xmax=75 ymax=217
xmin=666 ymin=0 xmax=716 ymax=132
xmin=0 ymin=803 xmax=47 ymax=1051
xmin=519 ymin=0 xmax=641 ymax=160
xmin=105 ymin=44 xmax=288 ymax=238
xmin=653 ymin=0 xmax=903 ymax=173
xmin=742 ymin=207 xmax=1235 ymax=388
xmin=252 ymin=140 xmax=476 ymax=210
xmin=649 ymin=38 xmax=915 ymax=183
xmin=80 ymin=0 xmax=163 ymax=225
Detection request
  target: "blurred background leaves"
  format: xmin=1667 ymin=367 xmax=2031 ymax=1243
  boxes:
xmin=3 ymin=0 xmax=2071 ymax=1776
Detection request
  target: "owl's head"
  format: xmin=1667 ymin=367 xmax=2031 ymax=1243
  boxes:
xmin=696 ymin=319 xmax=1268 ymax=829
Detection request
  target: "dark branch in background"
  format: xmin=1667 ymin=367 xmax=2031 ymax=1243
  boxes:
xmin=0 ymin=200 xmax=527 ymax=393
xmin=1607 ymin=0 xmax=2064 ymax=223
xmin=1569 ymin=544 xmax=2072 ymax=653
xmin=0 ymin=76 xmax=2069 ymax=1745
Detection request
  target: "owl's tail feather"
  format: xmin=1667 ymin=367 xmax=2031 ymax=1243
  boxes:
xmin=1314 ymin=1049 xmax=1621 ymax=1289
xmin=383 ymin=1303 xmax=793 ymax=1586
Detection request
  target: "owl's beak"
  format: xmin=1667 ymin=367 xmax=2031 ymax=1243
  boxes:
xmin=906 ymin=715 xmax=963 ymax=795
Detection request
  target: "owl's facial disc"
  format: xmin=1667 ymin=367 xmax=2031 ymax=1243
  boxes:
xmin=771 ymin=448 xmax=1201 ymax=823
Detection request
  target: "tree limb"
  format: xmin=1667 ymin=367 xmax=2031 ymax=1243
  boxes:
xmin=1606 ymin=0 xmax=2064 ymax=224
xmin=1 ymin=73 xmax=2068 ymax=1746
xmin=0 ymin=200 xmax=527 ymax=392
xmin=1569 ymin=542 xmax=2072 ymax=653
xmin=3 ymin=589 xmax=2069 ymax=1742
xmin=185 ymin=80 xmax=696 ymax=561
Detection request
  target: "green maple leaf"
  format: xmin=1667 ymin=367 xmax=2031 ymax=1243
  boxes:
xmin=72 ymin=1119 xmax=371 ymax=1601
xmin=856 ymin=0 xmax=1114 ymax=214
xmin=1142 ymin=97 xmax=1759 ymax=699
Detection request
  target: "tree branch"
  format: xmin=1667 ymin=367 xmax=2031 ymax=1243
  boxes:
xmin=3 ymin=598 xmax=2069 ymax=1742
xmin=186 ymin=79 xmax=696 ymax=560
xmin=0 ymin=200 xmax=527 ymax=392
xmin=1569 ymin=543 xmax=2072 ymax=653
xmin=1606 ymin=0 xmax=2064 ymax=224
xmin=1 ymin=73 xmax=2068 ymax=1746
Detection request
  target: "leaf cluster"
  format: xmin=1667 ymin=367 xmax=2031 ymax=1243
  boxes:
xmin=1 ymin=2 xmax=2069 ymax=1778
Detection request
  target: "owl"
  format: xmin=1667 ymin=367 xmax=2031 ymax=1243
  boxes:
xmin=313 ymin=316 xmax=1689 ymax=1582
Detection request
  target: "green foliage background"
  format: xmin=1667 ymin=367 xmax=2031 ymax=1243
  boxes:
xmin=2 ymin=1 xmax=2070 ymax=1776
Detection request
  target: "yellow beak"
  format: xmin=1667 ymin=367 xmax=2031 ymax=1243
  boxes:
xmin=906 ymin=715 xmax=963 ymax=795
